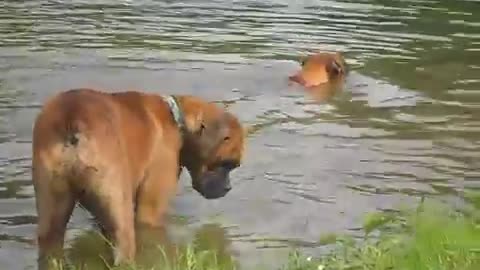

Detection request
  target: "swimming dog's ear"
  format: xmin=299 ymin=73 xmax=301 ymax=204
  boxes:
xmin=327 ymin=59 xmax=343 ymax=75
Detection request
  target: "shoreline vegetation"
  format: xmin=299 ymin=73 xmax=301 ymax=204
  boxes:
xmin=52 ymin=193 xmax=480 ymax=270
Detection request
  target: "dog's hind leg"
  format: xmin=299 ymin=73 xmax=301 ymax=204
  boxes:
xmin=33 ymin=160 xmax=76 ymax=270
xmin=79 ymin=168 xmax=136 ymax=267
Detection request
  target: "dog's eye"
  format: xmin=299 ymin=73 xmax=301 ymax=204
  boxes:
xmin=224 ymin=136 xmax=230 ymax=141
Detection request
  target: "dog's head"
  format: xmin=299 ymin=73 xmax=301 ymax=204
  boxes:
xmin=178 ymin=96 xmax=245 ymax=199
xmin=289 ymin=52 xmax=347 ymax=87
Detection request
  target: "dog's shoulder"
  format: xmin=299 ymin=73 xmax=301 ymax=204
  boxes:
xmin=108 ymin=91 xmax=158 ymax=125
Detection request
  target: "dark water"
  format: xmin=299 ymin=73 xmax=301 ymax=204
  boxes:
xmin=0 ymin=0 xmax=479 ymax=269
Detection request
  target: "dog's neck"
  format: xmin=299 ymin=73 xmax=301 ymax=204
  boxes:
xmin=161 ymin=95 xmax=186 ymax=133
xmin=162 ymin=95 xmax=203 ymax=176
xmin=166 ymin=95 xmax=208 ymax=134
xmin=161 ymin=95 xmax=189 ymax=175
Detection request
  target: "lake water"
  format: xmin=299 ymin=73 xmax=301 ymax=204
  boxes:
xmin=0 ymin=0 xmax=479 ymax=269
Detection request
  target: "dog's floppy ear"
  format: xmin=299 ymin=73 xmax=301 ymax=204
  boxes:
xmin=333 ymin=52 xmax=348 ymax=74
xmin=326 ymin=58 xmax=343 ymax=76
xmin=184 ymin=110 xmax=204 ymax=134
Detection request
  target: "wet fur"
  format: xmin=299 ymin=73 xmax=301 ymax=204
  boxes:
xmin=31 ymin=88 xmax=244 ymax=269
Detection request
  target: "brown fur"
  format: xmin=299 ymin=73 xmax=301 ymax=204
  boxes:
xmin=31 ymin=88 xmax=245 ymax=269
xmin=289 ymin=52 xmax=347 ymax=88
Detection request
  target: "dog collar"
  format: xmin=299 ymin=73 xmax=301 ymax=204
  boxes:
xmin=162 ymin=95 xmax=186 ymax=131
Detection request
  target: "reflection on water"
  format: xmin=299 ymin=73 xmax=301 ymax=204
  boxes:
xmin=63 ymin=222 xmax=236 ymax=270
xmin=0 ymin=0 xmax=479 ymax=269
xmin=301 ymin=78 xmax=346 ymax=103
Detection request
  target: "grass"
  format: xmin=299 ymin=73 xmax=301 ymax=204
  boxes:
xmin=51 ymin=195 xmax=480 ymax=270
xmin=50 ymin=244 xmax=236 ymax=270
xmin=283 ymin=199 xmax=480 ymax=270
xmin=115 ymin=245 xmax=235 ymax=270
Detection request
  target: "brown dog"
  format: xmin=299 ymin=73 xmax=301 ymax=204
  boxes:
xmin=31 ymin=88 xmax=245 ymax=269
xmin=289 ymin=52 xmax=347 ymax=88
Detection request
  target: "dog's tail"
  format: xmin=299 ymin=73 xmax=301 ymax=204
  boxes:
xmin=32 ymin=91 xmax=90 ymax=182
xmin=63 ymin=110 xmax=82 ymax=147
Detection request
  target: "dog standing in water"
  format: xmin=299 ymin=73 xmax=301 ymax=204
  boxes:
xmin=31 ymin=88 xmax=245 ymax=269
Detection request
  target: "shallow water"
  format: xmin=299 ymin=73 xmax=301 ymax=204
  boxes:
xmin=0 ymin=0 xmax=479 ymax=269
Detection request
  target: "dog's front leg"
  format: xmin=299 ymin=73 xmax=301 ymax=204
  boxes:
xmin=135 ymin=154 xmax=180 ymax=228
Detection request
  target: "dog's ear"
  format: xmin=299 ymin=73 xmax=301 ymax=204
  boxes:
xmin=334 ymin=52 xmax=348 ymax=74
xmin=184 ymin=110 xmax=204 ymax=134
xmin=326 ymin=59 xmax=343 ymax=76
